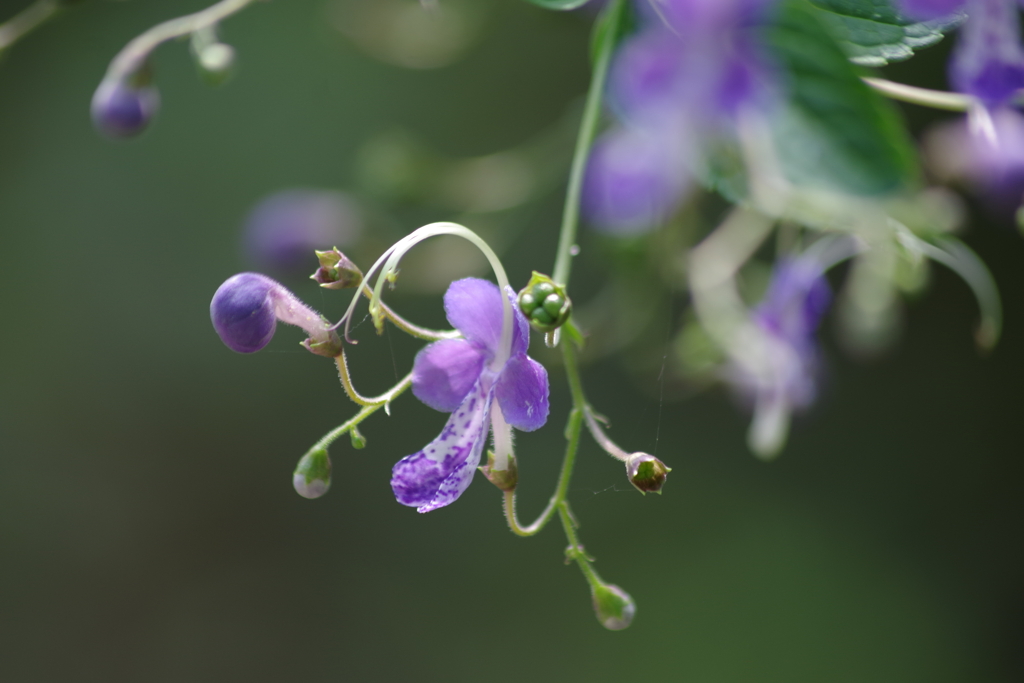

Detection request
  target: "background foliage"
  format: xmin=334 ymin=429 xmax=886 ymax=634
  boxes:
xmin=0 ymin=0 xmax=1021 ymax=680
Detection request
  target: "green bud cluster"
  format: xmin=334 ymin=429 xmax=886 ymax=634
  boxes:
xmin=517 ymin=271 xmax=571 ymax=332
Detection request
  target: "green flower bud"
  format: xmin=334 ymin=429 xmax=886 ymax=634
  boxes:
xmin=591 ymin=583 xmax=635 ymax=631
xmin=625 ymin=453 xmax=671 ymax=495
xmin=350 ymin=427 xmax=367 ymax=449
xmin=311 ymin=248 xmax=363 ymax=290
xmin=196 ymin=43 xmax=236 ymax=86
xmin=517 ymin=271 xmax=571 ymax=333
xmin=478 ymin=450 xmax=517 ymax=492
xmin=293 ymin=448 xmax=331 ymax=499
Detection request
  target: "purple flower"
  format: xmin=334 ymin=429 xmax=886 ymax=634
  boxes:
xmin=91 ymin=79 xmax=160 ymax=139
xmin=949 ymin=0 xmax=1024 ymax=105
xmin=243 ymin=189 xmax=363 ymax=273
xmin=210 ymin=272 xmax=340 ymax=356
xmin=584 ymin=0 xmax=777 ymax=233
xmin=924 ymin=106 xmax=1024 ymax=212
xmin=728 ymin=257 xmax=831 ymax=457
xmin=391 ymin=278 xmax=550 ymax=513
xmin=896 ymin=0 xmax=966 ymax=20
xmin=583 ymin=126 xmax=690 ymax=233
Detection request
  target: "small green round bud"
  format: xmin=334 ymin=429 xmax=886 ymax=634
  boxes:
xmin=532 ymin=281 xmax=556 ymax=299
xmin=530 ymin=308 xmax=554 ymax=326
xmin=591 ymin=583 xmax=635 ymax=631
xmin=626 ymin=452 xmax=671 ymax=495
xmin=517 ymin=271 xmax=571 ymax=333
xmin=293 ymin=448 xmax=331 ymax=499
xmin=350 ymin=427 xmax=367 ymax=449
xmin=542 ymin=293 xmax=564 ymax=317
xmin=519 ymin=292 xmax=538 ymax=315
xmin=197 ymin=43 xmax=236 ymax=86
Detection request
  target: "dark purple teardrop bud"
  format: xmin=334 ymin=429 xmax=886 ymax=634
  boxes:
xmin=91 ymin=79 xmax=160 ymax=139
xmin=210 ymin=273 xmax=278 ymax=353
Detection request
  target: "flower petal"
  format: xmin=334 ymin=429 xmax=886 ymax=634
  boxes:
xmin=412 ymin=339 xmax=486 ymax=412
xmin=444 ymin=278 xmax=528 ymax=358
xmin=391 ymin=380 xmax=493 ymax=513
xmin=495 ymin=354 xmax=549 ymax=432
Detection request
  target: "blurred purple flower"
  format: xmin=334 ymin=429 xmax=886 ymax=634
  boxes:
xmin=728 ymin=257 xmax=831 ymax=457
xmin=949 ymin=0 xmax=1024 ymax=105
xmin=896 ymin=0 xmax=966 ymax=20
xmin=243 ymin=189 xmax=363 ymax=273
xmin=391 ymin=278 xmax=549 ymax=513
xmin=584 ymin=0 xmax=777 ymax=233
xmin=924 ymin=106 xmax=1024 ymax=212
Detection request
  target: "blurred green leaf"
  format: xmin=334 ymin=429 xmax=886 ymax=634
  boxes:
xmin=766 ymin=0 xmax=919 ymax=195
xmin=524 ymin=0 xmax=592 ymax=10
xmin=808 ymin=0 xmax=964 ymax=66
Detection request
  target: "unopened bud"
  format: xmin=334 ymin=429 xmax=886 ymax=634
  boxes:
xmin=91 ymin=78 xmax=159 ymax=139
xmin=196 ymin=43 xmax=236 ymax=86
xmin=293 ymin=447 xmax=331 ymax=499
xmin=478 ymin=450 xmax=517 ymax=492
xmin=625 ymin=452 xmax=670 ymax=495
xmin=591 ymin=583 xmax=635 ymax=631
xmin=311 ymin=248 xmax=363 ymax=289
xmin=350 ymin=427 xmax=367 ymax=449
xmin=518 ymin=271 xmax=571 ymax=333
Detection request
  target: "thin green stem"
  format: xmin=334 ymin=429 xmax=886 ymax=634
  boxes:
xmin=305 ymin=374 xmax=413 ymax=455
xmin=503 ymin=342 xmax=587 ymax=536
xmin=0 ymin=0 xmax=63 ymax=51
xmin=360 ymin=283 xmax=460 ymax=342
xmin=551 ymin=0 xmax=625 ymax=287
xmin=558 ymin=502 xmax=602 ymax=589
xmin=104 ymin=0 xmax=260 ymax=80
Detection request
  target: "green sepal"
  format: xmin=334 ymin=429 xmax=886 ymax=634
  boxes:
xmin=478 ymin=450 xmax=518 ymax=492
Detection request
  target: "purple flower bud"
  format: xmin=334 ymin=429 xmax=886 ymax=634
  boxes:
xmin=210 ymin=272 xmax=341 ymax=355
xmin=949 ymin=0 xmax=1024 ymax=105
xmin=243 ymin=189 xmax=364 ymax=273
xmin=90 ymin=79 xmax=159 ymax=139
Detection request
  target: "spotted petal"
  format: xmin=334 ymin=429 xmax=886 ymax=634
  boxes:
xmin=412 ymin=339 xmax=486 ymax=412
xmin=495 ymin=354 xmax=550 ymax=432
xmin=444 ymin=278 xmax=528 ymax=358
xmin=391 ymin=379 xmax=493 ymax=513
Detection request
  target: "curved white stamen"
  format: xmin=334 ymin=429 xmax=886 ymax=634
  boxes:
xmin=337 ymin=222 xmax=515 ymax=369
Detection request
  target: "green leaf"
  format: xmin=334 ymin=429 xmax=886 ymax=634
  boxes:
xmin=808 ymin=0 xmax=964 ymax=66
xmin=524 ymin=0 xmax=593 ymax=10
xmin=765 ymin=0 xmax=919 ymax=195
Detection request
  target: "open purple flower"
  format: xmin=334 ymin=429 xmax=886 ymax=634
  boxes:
xmin=391 ymin=278 xmax=549 ymax=513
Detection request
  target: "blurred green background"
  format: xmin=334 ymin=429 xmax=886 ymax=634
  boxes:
xmin=0 ymin=0 xmax=1021 ymax=680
